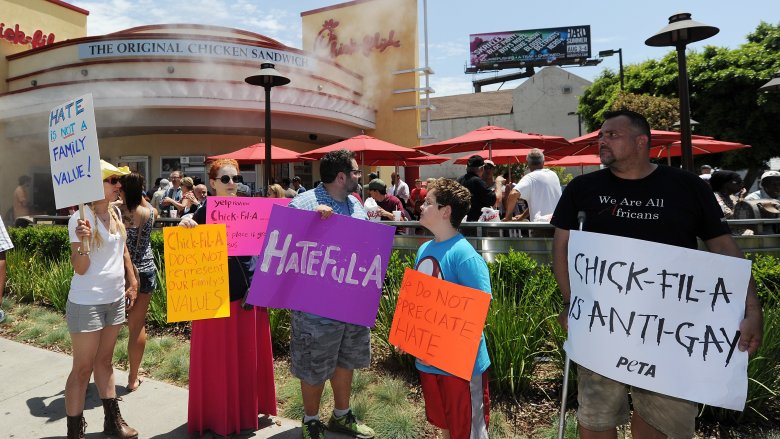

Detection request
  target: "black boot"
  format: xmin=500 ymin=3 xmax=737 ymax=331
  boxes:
xmin=101 ymin=397 xmax=138 ymax=439
xmin=66 ymin=414 xmax=86 ymax=439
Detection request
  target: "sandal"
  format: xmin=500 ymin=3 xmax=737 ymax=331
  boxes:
xmin=126 ymin=378 xmax=143 ymax=392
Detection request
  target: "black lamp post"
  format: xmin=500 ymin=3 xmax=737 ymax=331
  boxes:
xmin=646 ymin=13 xmax=718 ymax=173
xmin=245 ymin=63 xmax=290 ymax=192
xmin=759 ymin=70 xmax=780 ymax=93
xmin=598 ymin=48 xmax=624 ymax=90
xmin=567 ymin=111 xmax=582 ymax=136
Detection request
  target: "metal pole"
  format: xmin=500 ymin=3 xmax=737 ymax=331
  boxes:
xmin=264 ymin=85 xmax=272 ymax=189
xmin=618 ymin=48 xmax=624 ymax=90
xmin=558 ymin=213 xmax=585 ymax=439
xmin=676 ymin=44 xmax=694 ymax=172
xmin=577 ymin=114 xmax=582 ymax=137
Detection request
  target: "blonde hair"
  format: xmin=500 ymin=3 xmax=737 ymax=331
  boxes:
xmin=87 ymin=204 xmax=127 ymax=248
xmin=268 ymin=184 xmax=285 ymax=198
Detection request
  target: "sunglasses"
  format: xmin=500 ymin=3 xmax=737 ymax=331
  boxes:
xmin=103 ymin=177 xmax=120 ymax=185
xmin=218 ymin=174 xmax=243 ymax=184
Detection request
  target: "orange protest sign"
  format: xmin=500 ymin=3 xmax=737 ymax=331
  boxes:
xmin=164 ymin=224 xmax=230 ymax=323
xmin=389 ymin=268 xmax=491 ymax=380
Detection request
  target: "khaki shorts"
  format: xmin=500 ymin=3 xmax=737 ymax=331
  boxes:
xmin=66 ymin=299 xmax=126 ymax=333
xmin=577 ymin=365 xmax=697 ymax=439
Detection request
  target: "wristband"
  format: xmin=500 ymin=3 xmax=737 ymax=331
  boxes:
xmin=76 ymin=247 xmax=90 ymax=256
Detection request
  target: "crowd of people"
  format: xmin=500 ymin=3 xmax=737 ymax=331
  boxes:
xmin=0 ymin=110 xmax=775 ymax=439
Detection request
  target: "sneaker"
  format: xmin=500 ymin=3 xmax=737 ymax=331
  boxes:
xmin=328 ymin=410 xmax=375 ymax=439
xmin=0 ymin=309 xmax=5 ymax=324
xmin=302 ymin=418 xmax=326 ymax=439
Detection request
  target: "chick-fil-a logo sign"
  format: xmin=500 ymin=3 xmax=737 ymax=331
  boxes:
xmin=0 ymin=22 xmax=56 ymax=48
xmin=314 ymin=19 xmax=400 ymax=58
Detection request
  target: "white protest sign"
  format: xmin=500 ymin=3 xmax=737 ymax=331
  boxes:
xmin=48 ymin=93 xmax=103 ymax=209
xmin=565 ymin=231 xmax=751 ymax=411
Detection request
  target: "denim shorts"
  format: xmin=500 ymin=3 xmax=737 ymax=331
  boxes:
xmin=290 ymin=311 xmax=371 ymax=385
xmin=66 ymin=299 xmax=126 ymax=333
xmin=576 ymin=365 xmax=697 ymax=438
xmin=137 ymin=269 xmax=158 ymax=294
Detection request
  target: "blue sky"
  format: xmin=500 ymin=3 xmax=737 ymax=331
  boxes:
xmin=71 ymin=0 xmax=779 ymax=96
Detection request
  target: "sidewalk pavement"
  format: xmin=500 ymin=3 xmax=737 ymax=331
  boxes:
xmin=0 ymin=337 xmax=352 ymax=438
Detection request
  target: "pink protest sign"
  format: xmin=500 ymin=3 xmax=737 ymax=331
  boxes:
xmin=206 ymin=196 xmax=290 ymax=256
xmin=246 ymin=205 xmax=395 ymax=327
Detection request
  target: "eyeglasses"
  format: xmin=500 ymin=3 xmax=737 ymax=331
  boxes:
xmin=219 ymin=174 xmax=243 ymax=184
xmin=421 ymin=199 xmax=442 ymax=208
xmin=350 ymin=169 xmax=362 ymax=176
xmin=103 ymin=177 xmax=120 ymax=185
xmin=170 ymin=176 xmax=182 ymax=180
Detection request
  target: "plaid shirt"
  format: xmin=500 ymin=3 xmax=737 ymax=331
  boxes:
xmin=289 ymin=183 xmax=367 ymax=220
xmin=0 ymin=216 xmax=13 ymax=253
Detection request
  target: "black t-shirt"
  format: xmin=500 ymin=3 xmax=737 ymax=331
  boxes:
xmin=193 ymin=200 xmax=255 ymax=302
xmin=457 ymin=171 xmax=497 ymax=221
xmin=551 ymin=165 xmax=730 ymax=249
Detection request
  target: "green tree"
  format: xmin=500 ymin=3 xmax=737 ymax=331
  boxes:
xmin=578 ymin=22 xmax=780 ymax=184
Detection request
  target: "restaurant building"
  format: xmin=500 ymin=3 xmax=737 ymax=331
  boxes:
xmin=0 ymin=0 xmax=421 ymax=220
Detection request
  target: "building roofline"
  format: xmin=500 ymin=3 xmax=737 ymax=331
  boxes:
xmin=45 ymin=0 xmax=90 ymax=15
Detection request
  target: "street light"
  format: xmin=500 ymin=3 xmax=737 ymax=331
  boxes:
xmin=245 ymin=63 xmax=290 ymax=192
xmin=567 ymin=111 xmax=582 ymax=136
xmin=759 ymin=70 xmax=780 ymax=93
xmin=646 ymin=12 xmax=718 ymax=173
xmin=598 ymin=48 xmax=624 ymax=90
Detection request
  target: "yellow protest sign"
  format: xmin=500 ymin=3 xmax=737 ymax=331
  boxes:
xmin=164 ymin=224 xmax=230 ymax=323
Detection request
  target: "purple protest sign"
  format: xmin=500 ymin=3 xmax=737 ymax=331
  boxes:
xmin=206 ymin=196 xmax=290 ymax=256
xmin=246 ymin=205 xmax=395 ymax=327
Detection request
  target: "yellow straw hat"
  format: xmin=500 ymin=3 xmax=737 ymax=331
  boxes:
xmin=100 ymin=160 xmax=131 ymax=181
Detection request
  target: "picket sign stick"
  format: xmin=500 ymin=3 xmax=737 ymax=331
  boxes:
xmin=558 ymin=211 xmax=586 ymax=439
xmin=79 ymin=203 xmax=90 ymax=253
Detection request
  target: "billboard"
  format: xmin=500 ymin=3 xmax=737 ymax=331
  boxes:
xmin=469 ymin=25 xmax=591 ymax=70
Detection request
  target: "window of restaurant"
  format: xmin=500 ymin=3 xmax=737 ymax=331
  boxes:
xmin=118 ymin=155 xmax=150 ymax=189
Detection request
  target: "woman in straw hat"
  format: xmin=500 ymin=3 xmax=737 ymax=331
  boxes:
xmin=65 ymin=160 xmax=138 ymax=439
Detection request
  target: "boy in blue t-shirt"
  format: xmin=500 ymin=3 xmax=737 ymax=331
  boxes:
xmin=412 ymin=178 xmax=492 ymax=439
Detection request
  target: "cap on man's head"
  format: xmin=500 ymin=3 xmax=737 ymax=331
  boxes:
xmin=292 ymin=176 xmax=301 ymax=182
xmin=701 ymin=164 xmax=713 ymax=170
xmin=483 ymin=160 xmax=496 ymax=169
xmin=761 ymin=170 xmax=780 ymax=180
xmin=467 ymin=155 xmax=485 ymax=168
xmin=367 ymin=178 xmax=386 ymax=191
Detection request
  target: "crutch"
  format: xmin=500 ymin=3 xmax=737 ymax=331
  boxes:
xmin=557 ymin=210 xmax=586 ymax=439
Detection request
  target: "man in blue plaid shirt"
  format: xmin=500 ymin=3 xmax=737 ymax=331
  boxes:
xmin=287 ymin=149 xmax=375 ymax=439
xmin=0 ymin=216 xmax=13 ymax=323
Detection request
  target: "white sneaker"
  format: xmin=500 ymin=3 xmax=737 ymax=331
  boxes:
xmin=0 ymin=309 xmax=6 ymax=324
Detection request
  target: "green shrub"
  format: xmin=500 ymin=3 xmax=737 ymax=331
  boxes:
xmin=486 ymin=252 xmax=563 ymax=395
xmin=373 ymin=251 xmax=417 ymax=373
xmin=6 ymin=249 xmax=71 ymax=311
xmin=8 ymin=226 xmax=70 ymax=259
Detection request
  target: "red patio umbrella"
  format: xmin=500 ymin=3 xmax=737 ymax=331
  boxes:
xmin=452 ymin=149 xmax=535 ymax=165
xmin=545 ymin=154 xmax=602 ymax=167
xmin=300 ymin=135 xmax=422 ymax=165
xmin=414 ymin=125 xmax=571 ymax=158
xmin=651 ymin=139 xmax=750 ymax=164
xmin=545 ymin=154 xmax=602 ymax=175
xmin=208 ymin=143 xmax=309 ymax=164
xmin=547 ymin=129 xmax=713 ymax=157
xmin=363 ymin=154 xmax=451 ymax=167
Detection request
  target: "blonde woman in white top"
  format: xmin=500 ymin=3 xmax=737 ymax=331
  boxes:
xmin=65 ymin=160 xmax=139 ymax=439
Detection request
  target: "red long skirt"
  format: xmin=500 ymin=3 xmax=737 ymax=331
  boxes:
xmin=188 ymin=302 xmax=278 ymax=436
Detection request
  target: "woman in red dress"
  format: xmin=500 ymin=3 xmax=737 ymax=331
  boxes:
xmin=179 ymin=158 xmax=277 ymax=436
